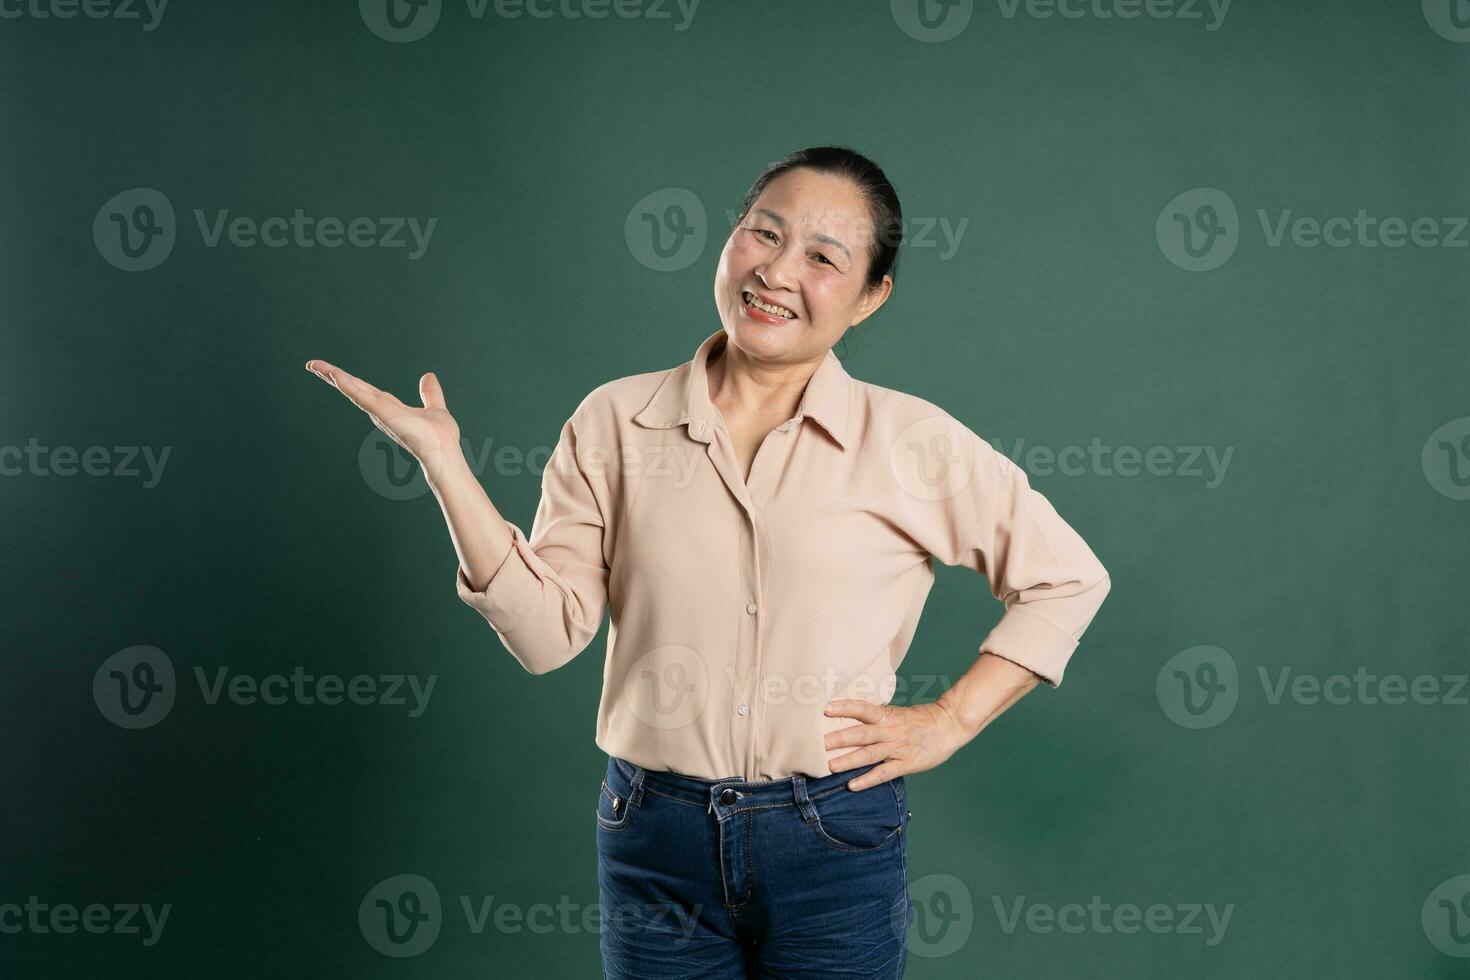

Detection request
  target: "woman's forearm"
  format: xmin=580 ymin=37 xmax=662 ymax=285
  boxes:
xmin=426 ymin=449 xmax=515 ymax=592
xmin=936 ymin=651 xmax=1043 ymax=741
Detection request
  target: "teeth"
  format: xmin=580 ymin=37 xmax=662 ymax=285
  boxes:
xmin=744 ymin=291 xmax=796 ymax=319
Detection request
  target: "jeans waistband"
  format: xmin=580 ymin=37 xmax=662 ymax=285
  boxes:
xmin=609 ymin=756 xmax=884 ymax=815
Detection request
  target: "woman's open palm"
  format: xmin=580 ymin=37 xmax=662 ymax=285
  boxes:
xmin=305 ymin=359 xmax=461 ymax=485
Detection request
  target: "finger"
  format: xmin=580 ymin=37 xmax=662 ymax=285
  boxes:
xmin=824 ymin=699 xmax=883 ymax=724
xmin=307 ymin=360 xmax=402 ymax=419
xmin=419 ymin=371 xmax=446 ymax=411
xmin=846 ymin=760 xmax=904 ymax=793
xmin=827 ymin=743 xmax=878 ymax=774
xmin=305 ymin=359 xmax=363 ymax=390
xmin=304 ymin=358 xmax=348 ymax=384
xmin=824 ymin=722 xmax=883 ymax=751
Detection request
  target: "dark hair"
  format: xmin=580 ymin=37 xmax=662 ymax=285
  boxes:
xmin=735 ymin=146 xmax=903 ymax=294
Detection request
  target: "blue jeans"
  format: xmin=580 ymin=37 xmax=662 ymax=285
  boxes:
xmin=596 ymin=754 xmax=911 ymax=978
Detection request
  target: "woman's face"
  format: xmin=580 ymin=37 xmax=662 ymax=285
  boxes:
xmin=713 ymin=167 xmax=893 ymax=364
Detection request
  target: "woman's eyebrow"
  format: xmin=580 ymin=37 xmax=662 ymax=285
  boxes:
xmin=754 ymin=208 xmax=852 ymax=262
xmin=810 ymin=232 xmax=852 ymax=262
xmin=753 ymin=207 xmax=788 ymax=230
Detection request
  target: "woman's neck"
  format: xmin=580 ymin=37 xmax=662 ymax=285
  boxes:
xmin=706 ymin=335 xmax=821 ymax=424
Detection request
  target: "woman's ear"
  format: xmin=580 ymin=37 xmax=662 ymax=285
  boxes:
xmin=852 ymin=276 xmax=894 ymax=327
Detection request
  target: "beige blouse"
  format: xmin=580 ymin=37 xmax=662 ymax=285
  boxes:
xmin=456 ymin=328 xmax=1111 ymax=782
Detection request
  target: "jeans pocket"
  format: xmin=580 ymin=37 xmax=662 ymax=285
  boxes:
xmin=807 ymin=777 xmax=905 ymax=853
xmin=596 ymin=762 xmax=637 ymax=832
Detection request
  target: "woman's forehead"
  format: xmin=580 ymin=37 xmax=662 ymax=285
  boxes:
xmin=760 ymin=168 xmax=863 ymax=206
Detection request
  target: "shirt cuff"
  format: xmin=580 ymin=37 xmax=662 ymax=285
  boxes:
xmin=977 ymin=604 xmax=1082 ymax=689
xmin=455 ymin=521 xmax=545 ymax=631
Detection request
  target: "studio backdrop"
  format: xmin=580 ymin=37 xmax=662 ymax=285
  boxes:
xmin=3 ymin=1 xmax=1468 ymax=976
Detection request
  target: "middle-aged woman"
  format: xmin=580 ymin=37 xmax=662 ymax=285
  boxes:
xmin=306 ymin=146 xmax=1111 ymax=978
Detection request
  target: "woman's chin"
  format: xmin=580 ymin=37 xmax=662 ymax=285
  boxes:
xmin=729 ymin=320 xmax=795 ymax=354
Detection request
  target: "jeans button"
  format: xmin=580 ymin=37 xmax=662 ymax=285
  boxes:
xmin=719 ymin=788 xmax=737 ymax=806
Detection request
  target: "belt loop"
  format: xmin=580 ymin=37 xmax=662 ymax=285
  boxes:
xmin=792 ymin=773 xmax=818 ymax=824
xmin=627 ymin=764 xmax=646 ymax=808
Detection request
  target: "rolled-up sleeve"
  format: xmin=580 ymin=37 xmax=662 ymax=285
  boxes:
xmin=920 ymin=419 xmax=1111 ymax=688
xmin=455 ymin=409 xmax=610 ymax=675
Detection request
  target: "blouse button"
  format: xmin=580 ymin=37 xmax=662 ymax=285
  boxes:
xmin=745 ymin=602 xmax=757 ymax=615
xmin=737 ymin=702 xmax=749 ymax=716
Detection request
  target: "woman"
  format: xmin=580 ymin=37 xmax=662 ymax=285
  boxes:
xmin=306 ymin=146 xmax=1111 ymax=978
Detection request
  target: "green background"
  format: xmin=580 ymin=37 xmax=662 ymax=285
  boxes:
xmin=3 ymin=0 xmax=1468 ymax=976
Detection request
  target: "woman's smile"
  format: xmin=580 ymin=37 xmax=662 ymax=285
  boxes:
xmin=740 ymin=288 xmax=800 ymax=324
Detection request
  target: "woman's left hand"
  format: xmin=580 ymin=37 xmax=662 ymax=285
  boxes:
xmin=823 ymin=699 xmax=975 ymax=791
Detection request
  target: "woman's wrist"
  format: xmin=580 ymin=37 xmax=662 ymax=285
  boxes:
xmin=936 ymin=651 xmax=1042 ymax=740
xmin=424 ymin=444 xmax=473 ymax=495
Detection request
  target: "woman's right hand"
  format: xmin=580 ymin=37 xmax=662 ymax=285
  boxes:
xmin=304 ymin=359 xmax=463 ymax=487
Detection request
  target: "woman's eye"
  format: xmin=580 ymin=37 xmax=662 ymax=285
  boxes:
xmin=757 ymin=229 xmax=778 ymax=242
xmin=813 ymin=253 xmax=832 ymax=266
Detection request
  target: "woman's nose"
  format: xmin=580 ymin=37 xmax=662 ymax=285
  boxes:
xmin=756 ymin=256 xmax=797 ymax=292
